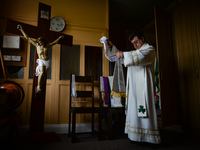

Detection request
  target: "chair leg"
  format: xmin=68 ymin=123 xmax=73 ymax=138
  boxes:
xmin=68 ymin=111 xmax=71 ymax=137
xmin=72 ymin=112 xmax=76 ymax=143
xmin=92 ymin=112 xmax=94 ymax=134
xmin=108 ymin=110 xmax=112 ymax=140
xmin=98 ymin=111 xmax=102 ymax=141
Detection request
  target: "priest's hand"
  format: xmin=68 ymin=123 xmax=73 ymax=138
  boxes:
xmin=116 ymin=51 xmax=123 ymax=59
xmin=107 ymin=40 xmax=113 ymax=47
xmin=17 ymin=24 xmax=22 ymax=30
xmin=59 ymin=35 xmax=64 ymax=40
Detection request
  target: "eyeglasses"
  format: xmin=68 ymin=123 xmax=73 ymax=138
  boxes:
xmin=131 ymin=40 xmax=140 ymax=45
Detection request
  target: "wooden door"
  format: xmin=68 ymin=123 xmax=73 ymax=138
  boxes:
xmin=154 ymin=7 xmax=178 ymax=126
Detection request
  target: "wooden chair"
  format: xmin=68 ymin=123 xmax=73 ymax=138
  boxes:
xmin=68 ymin=74 xmax=102 ymax=143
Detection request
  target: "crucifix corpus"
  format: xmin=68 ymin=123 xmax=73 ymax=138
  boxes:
xmin=17 ymin=24 xmax=64 ymax=93
xmin=4 ymin=2 xmax=73 ymax=141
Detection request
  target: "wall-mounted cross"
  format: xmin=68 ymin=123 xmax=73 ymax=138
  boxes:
xmin=4 ymin=2 xmax=73 ymax=140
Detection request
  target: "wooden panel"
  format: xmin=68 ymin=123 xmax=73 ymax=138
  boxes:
xmin=19 ymin=83 xmax=33 ymax=125
xmin=154 ymin=7 xmax=178 ymax=126
xmin=15 ymin=83 xmax=28 ymax=124
xmin=171 ymin=0 xmax=200 ymax=128
xmin=193 ymin=0 xmax=200 ymax=126
xmin=59 ymin=84 xmax=69 ymax=124
xmin=44 ymin=83 xmax=58 ymax=124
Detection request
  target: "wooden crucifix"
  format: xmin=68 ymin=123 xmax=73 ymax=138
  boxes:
xmin=4 ymin=2 xmax=73 ymax=137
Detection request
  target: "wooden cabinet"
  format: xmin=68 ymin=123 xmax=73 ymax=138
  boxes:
xmin=171 ymin=0 xmax=200 ymax=134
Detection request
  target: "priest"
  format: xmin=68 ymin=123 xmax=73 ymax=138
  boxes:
xmin=109 ymin=32 xmax=161 ymax=145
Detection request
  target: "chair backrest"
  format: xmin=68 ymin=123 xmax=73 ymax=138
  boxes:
xmin=69 ymin=74 xmax=94 ymax=108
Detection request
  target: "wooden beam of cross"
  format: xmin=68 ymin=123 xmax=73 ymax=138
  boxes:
xmin=5 ymin=4 xmax=72 ymax=46
xmin=4 ymin=2 xmax=73 ymax=134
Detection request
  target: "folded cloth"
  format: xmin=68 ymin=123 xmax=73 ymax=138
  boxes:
xmin=71 ymin=74 xmax=77 ymax=101
xmin=111 ymin=59 xmax=126 ymax=98
xmin=100 ymin=76 xmax=123 ymax=107
xmin=100 ymin=36 xmax=126 ymax=99
xmin=103 ymin=77 xmax=109 ymax=105
xmin=100 ymin=36 xmax=117 ymax=62
xmin=100 ymin=76 xmax=104 ymax=92
xmin=35 ymin=59 xmax=50 ymax=76
xmin=108 ymin=76 xmax=123 ymax=107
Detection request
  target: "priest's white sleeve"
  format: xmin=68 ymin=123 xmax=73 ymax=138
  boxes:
xmin=123 ymin=43 xmax=155 ymax=67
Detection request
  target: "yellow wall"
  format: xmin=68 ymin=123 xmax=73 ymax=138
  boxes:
xmin=0 ymin=0 xmax=109 ymax=45
xmin=0 ymin=0 xmax=109 ymax=125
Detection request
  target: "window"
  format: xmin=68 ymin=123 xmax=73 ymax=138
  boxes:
xmin=85 ymin=46 xmax=102 ymax=80
xmin=60 ymin=45 xmax=80 ymax=80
